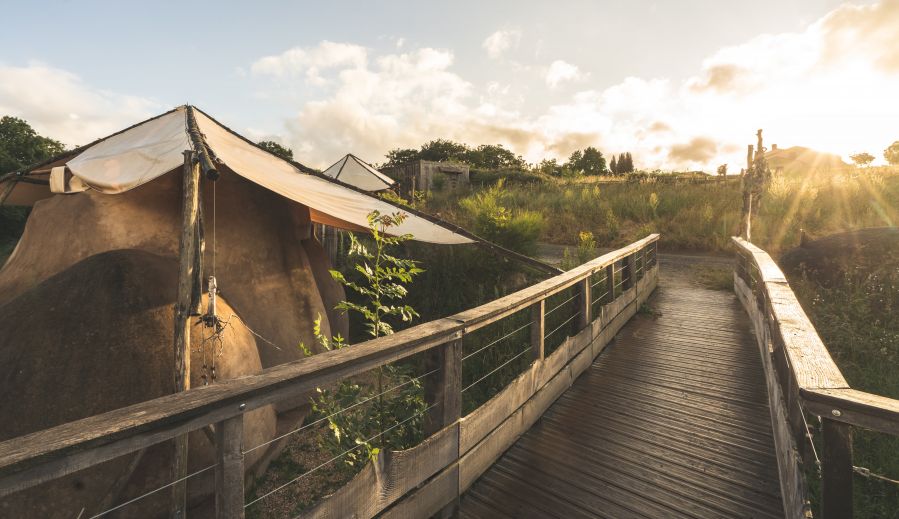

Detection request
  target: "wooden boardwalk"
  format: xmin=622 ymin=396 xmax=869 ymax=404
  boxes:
xmin=459 ymin=266 xmax=785 ymax=518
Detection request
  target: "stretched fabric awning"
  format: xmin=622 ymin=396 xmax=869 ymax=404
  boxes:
xmin=322 ymin=154 xmax=394 ymax=192
xmin=41 ymin=106 xmax=473 ymax=245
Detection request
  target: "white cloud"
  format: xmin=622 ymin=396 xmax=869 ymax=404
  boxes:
xmin=251 ymin=41 xmax=368 ymax=85
xmin=256 ymin=0 xmax=899 ymax=170
xmin=482 ymin=29 xmax=521 ymax=59
xmin=545 ymin=60 xmax=582 ymax=88
xmin=0 ymin=61 xmax=159 ymax=147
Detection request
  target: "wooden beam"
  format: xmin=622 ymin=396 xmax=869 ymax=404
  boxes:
xmin=821 ymin=418 xmax=853 ymax=519
xmin=215 ymin=415 xmax=245 ymax=519
xmin=575 ymin=278 xmax=590 ymax=333
xmin=172 ymin=150 xmax=201 ymax=518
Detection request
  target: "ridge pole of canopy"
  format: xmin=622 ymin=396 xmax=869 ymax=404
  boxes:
xmin=186 ymin=106 xmax=220 ymax=181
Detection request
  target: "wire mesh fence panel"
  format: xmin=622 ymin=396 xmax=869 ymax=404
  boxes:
xmin=460 ymin=307 xmax=533 ymax=415
xmin=543 ymin=285 xmax=580 ymax=356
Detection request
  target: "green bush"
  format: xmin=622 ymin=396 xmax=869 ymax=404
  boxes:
xmin=459 ymin=180 xmax=544 ymax=255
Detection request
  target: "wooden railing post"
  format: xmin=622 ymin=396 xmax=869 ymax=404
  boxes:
xmin=423 ymin=340 xmax=462 ymax=437
xmin=625 ymin=254 xmax=636 ymax=290
xmin=530 ymin=300 xmax=545 ymax=361
xmin=606 ymin=264 xmax=615 ymax=300
xmin=215 ymin=414 xmax=245 ymax=519
xmin=575 ymin=278 xmax=590 ymax=331
xmin=822 ymin=418 xmax=853 ymax=519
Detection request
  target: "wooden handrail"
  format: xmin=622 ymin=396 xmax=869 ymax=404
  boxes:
xmin=732 ymin=236 xmax=899 ymax=519
xmin=0 ymin=235 xmax=659 ymax=503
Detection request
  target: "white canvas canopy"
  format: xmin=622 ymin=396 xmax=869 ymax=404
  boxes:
xmin=28 ymin=106 xmax=472 ymax=245
xmin=322 ymin=154 xmax=394 ymax=192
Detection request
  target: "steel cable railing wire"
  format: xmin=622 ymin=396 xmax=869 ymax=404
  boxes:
xmin=243 ymin=366 xmax=441 ymax=455
xmin=88 ymin=464 xmax=216 ymax=518
xmin=544 ymin=311 xmax=579 ymax=342
xmin=462 ymin=346 xmax=532 ymax=394
xmin=544 ymin=292 xmax=579 ymax=319
xmin=246 ymin=402 xmax=439 ymax=511
xmin=461 ymin=321 xmax=533 ymax=363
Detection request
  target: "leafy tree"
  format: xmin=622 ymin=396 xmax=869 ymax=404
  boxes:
xmin=303 ymin=211 xmax=427 ymax=467
xmin=885 ymin=142 xmax=899 ymax=166
xmin=257 ymin=140 xmax=293 ymax=161
xmin=717 ymin=164 xmax=727 ymax=178
xmin=624 ymin=152 xmax=635 ymax=173
xmin=418 ymin=139 xmax=469 ymax=162
xmin=536 ymin=158 xmax=561 ymax=176
xmin=383 ymin=148 xmax=420 ymax=168
xmin=464 ymin=144 xmax=526 ymax=170
xmin=567 ymin=146 xmax=607 ymax=175
xmin=609 ymin=155 xmax=618 ymax=175
xmin=0 ymin=116 xmax=66 ymax=174
xmin=850 ymin=152 xmax=874 ymax=167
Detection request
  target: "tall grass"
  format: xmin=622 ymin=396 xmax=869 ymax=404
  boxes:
xmin=428 ymin=168 xmax=899 ymax=254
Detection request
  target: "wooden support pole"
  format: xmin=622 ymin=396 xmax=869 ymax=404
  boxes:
xmin=741 ymin=144 xmax=754 ymax=241
xmin=214 ymin=415 xmax=245 ymax=519
xmin=423 ymin=340 xmax=462 ymax=437
xmin=530 ymin=300 xmax=545 ymax=361
xmin=171 ymin=150 xmax=201 ymax=519
xmin=606 ymin=264 xmax=615 ymax=301
xmin=821 ymin=418 xmax=853 ymax=519
xmin=575 ymin=278 xmax=590 ymax=332
xmin=625 ymin=254 xmax=636 ymax=290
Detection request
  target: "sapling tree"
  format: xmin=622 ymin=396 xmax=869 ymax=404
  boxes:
xmin=302 ymin=210 xmax=426 ymax=468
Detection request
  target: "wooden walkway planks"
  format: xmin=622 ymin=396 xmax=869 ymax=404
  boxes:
xmin=459 ymin=269 xmax=784 ymax=518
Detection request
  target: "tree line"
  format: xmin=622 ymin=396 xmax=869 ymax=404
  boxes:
xmin=384 ymin=139 xmax=637 ymax=177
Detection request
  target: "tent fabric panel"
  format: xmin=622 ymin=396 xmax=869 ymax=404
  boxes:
xmin=337 ymin=156 xmax=395 ymax=191
xmin=65 ymin=108 xmax=191 ymax=194
xmin=321 ymin=156 xmax=349 ymax=180
xmin=194 ymin=112 xmax=472 ymax=245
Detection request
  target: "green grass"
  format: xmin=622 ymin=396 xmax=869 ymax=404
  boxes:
xmin=427 ymin=167 xmax=899 ymax=254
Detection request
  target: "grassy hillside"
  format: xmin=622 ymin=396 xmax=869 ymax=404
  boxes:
xmin=426 ymin=167 xmax=899 ymax=255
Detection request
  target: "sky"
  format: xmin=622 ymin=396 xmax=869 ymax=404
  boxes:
xmin=1 ymin=0 xmax=898 ymax=170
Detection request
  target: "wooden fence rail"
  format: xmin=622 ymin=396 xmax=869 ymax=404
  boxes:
xmin=732 ymin=237 xmax=899 ymax=519
xmin=0 ymin=235 xmax=659 ymax=518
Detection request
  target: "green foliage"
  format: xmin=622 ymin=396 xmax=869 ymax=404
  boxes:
xmin=0 ymin=116 xmax=66 ymax=174
xmin=851 ymin=152 xmax=875 ymax=167
xmin=303 ymin=211 xmax=427 ymax=468
xmin=567 ymin=146 xmax=607 ymax=175
xmin=792 ymin=258 xmax=899 ymax=517
xmin=561 ymin=231 xmax=598 ymax=270
xmin=884 ymin=141 xmax=899 ymax=166
xmin=458 ymin=180 xmax=544 ymax=255
xmin=257 ymin=140 xmax=293 ymax=161
xmin=383 ymin=147 xmax=420 ymax=168
xmin=385 ymin=140 xmax=526 ymax=171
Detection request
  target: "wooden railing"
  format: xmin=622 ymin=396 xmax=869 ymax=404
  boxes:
xmin=733 ymin=237 xmax=899 ymax=519
xmin=0 ymin=235 xmax=659 ymax=518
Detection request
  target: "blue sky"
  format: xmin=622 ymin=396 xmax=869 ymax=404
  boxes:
xmin=2 ymin=0 xmax=897 ymax=168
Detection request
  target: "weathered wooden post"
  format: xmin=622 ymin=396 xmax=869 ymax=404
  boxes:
xmin=172 ymin=150 xmax=201 ymax=518
xmin=605 ymin=264 xmax=615 ymax=301
xmin=530 ymin=300 xmax=546 ymax=360
xmin=625 ymin=254 xmax=636 ymax=291
xmin=423 ymin=340 xmax=462 ymax=436
xmin=575 ymin=278 xmax=590 ymax=332
xmin=821 ymin=418 xmax=853 ymax=519
xmin=214 ymin=414 xmax=246 ymax=519
xmin=741 ymin=144 xmax=754 ymax=241
xmin=423 ymin=339 xmax=462 ymax=518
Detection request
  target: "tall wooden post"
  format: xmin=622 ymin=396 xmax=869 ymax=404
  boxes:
xmin=575 ymin=278 xmax=590 ymax=332
xmin=530 ymin=300 xmax=545 ymax=361
xmin=172 ymin=150 xmax=201 ymax=518
xmin=822 ymin=418 xmax=853 ymax=519
xmin=740 ymin=144 xmax=754 ymax=241
xmin=605 ymin=264 xmax=615 ymax=301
